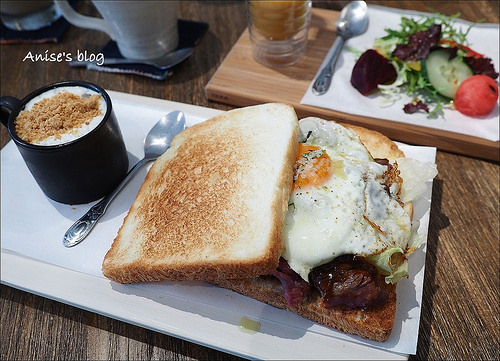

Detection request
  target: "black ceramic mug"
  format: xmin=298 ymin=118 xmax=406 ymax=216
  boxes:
xmin=0 ymin=80 xmax=129 ymax=204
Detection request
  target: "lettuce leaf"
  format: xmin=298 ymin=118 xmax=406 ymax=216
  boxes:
xmin=395 ymin=158 xmax=438 ymax=203
xmin=365 ymin=219 xmax=426 ymax=284
xmin=365 ymin=247 xmax=408 ymax=284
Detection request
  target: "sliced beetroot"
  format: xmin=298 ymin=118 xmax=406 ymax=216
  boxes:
xmin=351 ymin=49 xmax=397 ymax=95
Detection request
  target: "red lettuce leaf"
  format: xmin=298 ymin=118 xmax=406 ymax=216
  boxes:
xmin=464 ymin=56 xmax=499 ymax=79
xmin=403 ymin=100 xmax=430 ymax=114
xmin=392 ymin=24 xmax=441 ymax=61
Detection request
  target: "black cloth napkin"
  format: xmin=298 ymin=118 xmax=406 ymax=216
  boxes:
xmin=84 ymin=19 xmax=208 ymax=80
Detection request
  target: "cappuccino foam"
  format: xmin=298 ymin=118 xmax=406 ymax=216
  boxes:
xmin=15 ymin=86 xmax=106 ymax=146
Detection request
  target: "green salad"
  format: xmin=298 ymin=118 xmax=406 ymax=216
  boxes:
xmin=350 ymin=12 xmax=499 ymax=118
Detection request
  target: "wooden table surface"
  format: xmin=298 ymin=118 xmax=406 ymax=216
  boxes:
xmin=1 ymin=1 xmax=498 ymax=360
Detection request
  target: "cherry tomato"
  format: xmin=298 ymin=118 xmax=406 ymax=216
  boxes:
xmin=454 ymin=75 xmax=499 ymax=116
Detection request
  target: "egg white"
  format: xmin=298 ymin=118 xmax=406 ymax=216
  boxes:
xmin=282 ymin=118 xmax=413 ymax=281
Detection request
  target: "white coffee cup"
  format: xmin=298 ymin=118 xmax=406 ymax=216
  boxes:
xmin=55 ymin=1 xmax=179 ymax=61
xmin=1 ymin=0 xmax=62 ymax=31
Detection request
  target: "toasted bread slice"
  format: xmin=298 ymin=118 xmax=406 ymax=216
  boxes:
xmin=102 ymin=103 xmax=299 ymax=283
xmin=215 ymin=276 xmax=396 ymax=342
xmin=342 ymin=123 xmax=405 ymax=159
xmin=215 ymin=122 xmax=406 ymax=342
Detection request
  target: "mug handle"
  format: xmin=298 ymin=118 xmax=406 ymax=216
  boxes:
xmin=0 ymin=96 xmax=21 ymax=127
xmin=54 ymin=0 xmax=115 ymax=40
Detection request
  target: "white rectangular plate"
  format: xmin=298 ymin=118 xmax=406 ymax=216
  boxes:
xmin=1 ymin=91 xmax=436 ymax=359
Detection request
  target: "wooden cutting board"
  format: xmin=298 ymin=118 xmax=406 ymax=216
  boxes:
xmin=205 ymin=7 xmax=499 ymax=161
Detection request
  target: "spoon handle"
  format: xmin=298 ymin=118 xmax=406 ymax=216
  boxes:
xmin=312 ymin=36 xmax=346 ymax=95
xmin=62 ymin=157 xmax=150 ymax=247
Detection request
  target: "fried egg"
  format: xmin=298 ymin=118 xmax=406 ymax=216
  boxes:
xmin=282 ymin=117 xmax=415 ymax=282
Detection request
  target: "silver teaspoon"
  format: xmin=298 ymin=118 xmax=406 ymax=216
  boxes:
xmin=312 ymin=1 xmax=369 ymax=95
xmin=63 ymin=111 xmax=186 ymax=247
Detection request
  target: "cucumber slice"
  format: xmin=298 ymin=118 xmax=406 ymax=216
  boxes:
xmin=424 ymin=49 xmax=473 ymax=98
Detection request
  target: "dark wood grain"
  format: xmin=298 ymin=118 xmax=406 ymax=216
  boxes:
xmin=1 ymin=1 xmax=499 ymax=360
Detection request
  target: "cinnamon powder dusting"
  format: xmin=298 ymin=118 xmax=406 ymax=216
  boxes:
xmin=15 ymin=91 xmax=103 ymax=144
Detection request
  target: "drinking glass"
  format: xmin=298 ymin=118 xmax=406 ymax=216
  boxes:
xmin=247 ymin=0 xmax=312 ymax=67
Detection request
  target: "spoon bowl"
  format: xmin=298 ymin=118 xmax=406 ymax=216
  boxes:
xmin=143 ymin=111 xmax=186 ymax=159
xmin=312 ymin=1 xmax=369 ymax=95
xmin=336 ymin=1 xmax=369 ymax=38
xmin=63 ymin=110 xmax=187 ymax=247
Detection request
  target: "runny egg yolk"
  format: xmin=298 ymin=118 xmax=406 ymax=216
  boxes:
xmin=293 ymin=143 xmax=333 ymax=191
